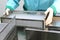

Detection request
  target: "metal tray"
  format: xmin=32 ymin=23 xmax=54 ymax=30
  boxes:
xmin=1 ymin=11 xmax=46 ymax=29
xmin=25 ymin=28 xmax=60 ymax=40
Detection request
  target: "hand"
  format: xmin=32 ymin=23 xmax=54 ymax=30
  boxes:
xmin=3 ymin=8 xmax=11 ymax=16
xmin=45 ymin=8 xmax=53 ymax=25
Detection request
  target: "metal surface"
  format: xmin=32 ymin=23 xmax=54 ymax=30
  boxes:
xmin=2 ymin=11 xmax=45 ymax=20
xmin=0 ymin=23 xmax=8 ymax=33
xmin=25 ymin=28 xmax=60 ymax=40
xmin=1 ymin=11 xmax=46 ymax=29
xmin=0 ymin=16 xmax=16 ymax=40
xmin=25 ymin=19 xmax=60 ymax=40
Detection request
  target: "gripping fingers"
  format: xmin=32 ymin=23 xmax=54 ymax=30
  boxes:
xmin=5 ymin=10 xmax=9 ymax=15
xmin=45 ymin=8 xmax=53 ymax=25
xmin=4 ymin=8 xmax=11 ymax=16
xmin=45 ymin=8 xmax=50 ymax=16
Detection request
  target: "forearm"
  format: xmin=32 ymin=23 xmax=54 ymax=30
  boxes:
xmin=6 ymin=0 xmax=20 ymax=11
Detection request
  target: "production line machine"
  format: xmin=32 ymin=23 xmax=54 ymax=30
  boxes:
xmin=1 ymin=0 xmax=60 ymax=40
xmin=0 ymin=11 xmax=60 ymax=40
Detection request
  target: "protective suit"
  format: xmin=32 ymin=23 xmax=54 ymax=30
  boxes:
xmin=5 ymin=0 xmax=60 ymax=25
xmin=6 ymin=0 xmax=60 ymax=16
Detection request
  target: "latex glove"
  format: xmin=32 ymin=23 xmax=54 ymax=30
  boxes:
xmin=45 ymin=8 xmax=53 ymax=25
xmin=3 ymin=8 xmax=11 ymax=16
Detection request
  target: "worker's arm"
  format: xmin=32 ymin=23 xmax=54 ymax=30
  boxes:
xmin=4 ymin=0 xmax=20 ymax=15
xmin=45 ymin=0 xmax=60 ymax=25
xmin=6 ymin=0 xmax=20 ymax=11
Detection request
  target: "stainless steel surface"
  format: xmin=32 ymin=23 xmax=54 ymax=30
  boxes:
xmin=25 ymin=28 xmax=60 ymax=34
xmin=0 ymin=17 xmax=16 ymax=40
xmin=0 ymin=23 xmax=8 ymax=33
xmin=25 ymin=28 xmax=60 ymax=40
xmin=25 ymin=19 xmax=60 ymax=40
xmin=2 ymin=11 xmax=45 ymax=20
xmin=1 ymin=11 xmax=45 ymax=29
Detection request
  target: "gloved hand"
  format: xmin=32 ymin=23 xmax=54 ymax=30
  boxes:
xmin=3 ymin=8 xmax=11 ymax=16
xmin=45 ymin=7 xmax=53 ymax=25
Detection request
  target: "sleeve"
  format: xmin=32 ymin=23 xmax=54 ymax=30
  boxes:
xmin=6 ymin=0 xmax=20 ymax=11
xmin=50 ymin=0 xmax=60 ymax=16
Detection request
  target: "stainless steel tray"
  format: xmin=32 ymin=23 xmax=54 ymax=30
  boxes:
xmin=25 ymin=28 xmax=60 ymax=40
xmin=25 ymin=17 xmax=60 ymax=40
xmin=1 ymin=11 xmax=46 ymax=29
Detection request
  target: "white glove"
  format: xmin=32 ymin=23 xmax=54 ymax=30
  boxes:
xmin=4 ymin=8 xmax=11 ymax=16
xmin=45 ymin=7 xmax=53 ymax=25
